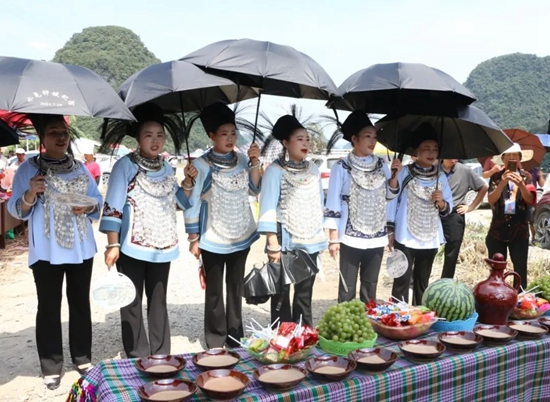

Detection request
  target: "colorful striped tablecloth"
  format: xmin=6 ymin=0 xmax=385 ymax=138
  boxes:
xmin=67 ymin=332 xmax=550 ymax=402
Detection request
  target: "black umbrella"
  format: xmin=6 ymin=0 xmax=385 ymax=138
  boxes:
xmin=0 ymin=118 xmax=20 ymax=147
xmin=181 ymin=39 xmax=339 ymax=140
xmin=118 ymin=59 xmax=261 ymax=159
xmin=118 ymin=60 xmax=259 ymax=112
xmin=329 ymin=62 xmax=476 ymax=115
xmin=0 ymin=57 xmax=134 ymax=120
xmin=375 ymin=105 xmax=513 ymax=159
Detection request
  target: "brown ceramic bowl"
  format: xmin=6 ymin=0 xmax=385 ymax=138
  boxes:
xmin=253 ymin=364 xmax=307 ymax=392
xmin=195 ymin=369 xmax=249 ymax=401
xmin=192 ymin=349 xmax=240 ymax=371
xmin=137 ymin=378 xmax=197 ymax=402
xmin=538 ymin=316 xmax=550 ymax=330
xmin=305 ymin=355 xmax=356 ymax=382
xmin=507 ymin=321 xmax=549 ymax=340
xmin=474 ymin=325 xmax=517 ymax=345
xmin=136 ymin=355 xmax=186 ymax=378
xmin=347 ymin=348 xmax=398 ymax=372
xmin=398 ymin=340 xmax=445 ymax=363
xmin=437 ymin=331 xmax=483 ymax=352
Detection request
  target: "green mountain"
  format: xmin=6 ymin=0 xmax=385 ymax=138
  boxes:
xmin=464 ymin=53 xmax=550 ymax=133
xmin=51 ymin=26 xmax=214 ymax=152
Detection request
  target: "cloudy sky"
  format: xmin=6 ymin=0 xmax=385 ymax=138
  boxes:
xmin=2 ymin=0 xmax=549 ymax=127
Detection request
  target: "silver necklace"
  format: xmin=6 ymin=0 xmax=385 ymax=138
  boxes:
xmin=130 ymin=151 xmax=163 ymax=172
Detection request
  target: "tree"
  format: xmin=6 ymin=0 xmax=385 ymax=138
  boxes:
xmin=52 ymin=26 xmax=159 ymax=89
xmin=464 ymin=53 xmax=550 ymax=131
xmin=52 ymin=26 xmax=160 ymax=143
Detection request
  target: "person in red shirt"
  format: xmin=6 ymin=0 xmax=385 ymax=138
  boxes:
xmin=83 ymin=149 xmax=101 ymax=185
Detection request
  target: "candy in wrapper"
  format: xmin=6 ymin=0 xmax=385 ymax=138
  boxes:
xmin=264 ymin=344 xmax=281 ymax=363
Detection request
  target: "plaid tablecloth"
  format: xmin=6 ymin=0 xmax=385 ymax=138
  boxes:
xmin=67 ymin=332 xmax=550 ymax=402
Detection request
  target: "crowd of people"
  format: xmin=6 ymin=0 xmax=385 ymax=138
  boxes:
xmin=4 ymin=106 xmax=541 ymax=390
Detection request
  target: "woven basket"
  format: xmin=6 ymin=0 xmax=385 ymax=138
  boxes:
xmin=431 ymin=312 xmax=478 ymax=332
xmin=318 ymin=334 xmax=378 ymax=357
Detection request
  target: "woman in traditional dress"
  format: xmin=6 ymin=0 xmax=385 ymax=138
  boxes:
xmin=324 ymin=111 xmax=401 ymax=303
xmin=99 ymin=103 xmax=197 ymax=358
xmin=486 ymin=143 xmax=536 ymax=288
xmin=387 ymin=123 xmax=453 ymax=304
xmin=7 ymin=114 xmax=103 ymax=389
xmin=185 ymin=102 xmax=261 ymax=349
xmin=258 ymin=111 xmax=327 ymax=326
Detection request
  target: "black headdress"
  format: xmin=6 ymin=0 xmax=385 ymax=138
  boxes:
xmin=260 ymin=104 xmax=322 ymax=159
xmin=410 ymin=122 xmax=439 ymax=150
xmin=185 ymin=102 xmax=264 ymax=145
xmin=100 ymin=102 xmax=185 ymax=154
xmin=324 ymin=110 xmax=373 ymax=154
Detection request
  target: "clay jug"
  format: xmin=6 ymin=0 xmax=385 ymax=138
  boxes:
xmin=473 ymin=253 xmax=521 ymax=325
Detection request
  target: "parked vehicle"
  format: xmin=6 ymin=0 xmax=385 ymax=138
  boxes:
xmin=309 ymin=150 xmax=349 ymax=196
xmin=534 ymin=173 xmax=550 ymax=249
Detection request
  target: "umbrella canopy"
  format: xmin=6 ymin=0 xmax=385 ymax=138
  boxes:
xmin=0 ymin=118 xmax=19 ymax=147
xmin=330 ymin=62 xmax=476 ymax=114
xmin=375 ymin=105 xmax=512 ymax=159
xmin=180 ymin=39 xmax=339 ymax=100
xmin=118 ymin=60 xmax=258 ymax=112
xmin=0 ymin=56 xmax=134 ymax=120
xmin=478 ymin=129 xmax=545 ymax=171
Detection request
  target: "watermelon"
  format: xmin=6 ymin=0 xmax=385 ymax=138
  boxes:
xmin=421 ymin=279 xmax=475 ymax=322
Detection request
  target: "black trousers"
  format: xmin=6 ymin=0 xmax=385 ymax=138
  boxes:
xmin=201 ymin=248 xmax=250 ymax=349
xmin=485 ymin=236 xmax=528 ymax=290
xmin=391 ymin=242 xmax=437 ymax=305
xmin=338 ymin=244 xmax=384 ymax=303
xmin=31 ymin=258 xmax=93 ymax=376
xmin=270 ymin=252 xmax=318 ymax=327
xmin=440 ymin=212 xmax=466 ymax=279
xmin=116 ymin=253 xmax=171 ymax=358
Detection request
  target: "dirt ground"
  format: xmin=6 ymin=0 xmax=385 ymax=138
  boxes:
xmin=0 ymin=208 xmax=548 ymax=401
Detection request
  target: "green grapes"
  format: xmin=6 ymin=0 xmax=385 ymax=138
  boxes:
xmin=317 ymin=300 xmax=376 ymax=343
xmin=528 ymin=276 xmax=550 ymax=300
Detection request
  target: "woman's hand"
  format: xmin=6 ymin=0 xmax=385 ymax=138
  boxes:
xmin=183 ymin=164 xmax=198 ymax=185
xmin=248 ymin=143 xmax=261 ymax=164
xmin=328 ymin=243 xmax=340 ymax=259
xmin=267 ymin=249 xmax=281 ymax=263
xmin=28 ymin=175 xmax=46 ymax=198
xmin=189 ymin=239 xmax=201 ymax=259
xmin=105 ymin=247 xmax=120 ymax=269
xmin=391 ymin=158 xmax=402 ymax=174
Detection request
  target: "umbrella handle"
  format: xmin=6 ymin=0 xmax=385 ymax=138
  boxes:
xmin=179 ymin=93 xmax=195 ymax=186
xmin=252 ymin=91 xmax=262 ymax=144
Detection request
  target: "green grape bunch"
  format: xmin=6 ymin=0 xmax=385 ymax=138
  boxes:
xmin=317 ymin=300 xmax=376 ymax=343
xmin=528 ymin=276 xmax=550 ymax=301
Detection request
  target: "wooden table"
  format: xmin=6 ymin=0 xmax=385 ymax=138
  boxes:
xmin=0 ymin=199 xmax=26 ymax=249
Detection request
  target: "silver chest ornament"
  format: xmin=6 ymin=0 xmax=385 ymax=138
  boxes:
xmin=210 ymin=168 xmax=255 ymax=241
xmin=131 ymin=171 xmax=178 ymax=249
xmin=44 ymin=172 xmax=90 ymax=249
xmin=280 ymin=163 xmax=324 ymax=242
xmin=407 ymin=178 xmax=442 ymax=242
xmin=348 ymin=156 xmax=387 ymax=235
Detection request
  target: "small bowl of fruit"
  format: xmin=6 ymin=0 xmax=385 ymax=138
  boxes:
xmin=510 ymin=294 xmax=549 ymax=320
xmin=367 ymin=301 xmax=438 ymax=341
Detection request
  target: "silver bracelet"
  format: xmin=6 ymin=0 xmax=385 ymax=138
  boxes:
xmin=188 ymin=236 xmax=200 ymax=243
xmin=328 ymin=240 xmax=341 ymax=244
xmin=105 ymin=243 xmax=120 ymax=249
xmin=250 ymin=161 xmax=261 ymax=170
xmin=267 ymin=245 xmax=282 ymax=252
xmin=22 ymin=191 xmax=37 ymax=207
xmin=182 ymin=183 xmax=194 ymax=191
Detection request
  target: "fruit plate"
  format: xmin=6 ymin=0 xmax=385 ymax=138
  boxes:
xmin=368 ymin=318 xmax=437 ymax=340
xmin=245 ymin=343 xmax=317 ymax=364
xmin=510 ymin=307 xmax=545 ymax=320
xmin=51 ymin=192 xmax=98 ymax=208
xmin=318 ymin=334 xmax=377 ymax=357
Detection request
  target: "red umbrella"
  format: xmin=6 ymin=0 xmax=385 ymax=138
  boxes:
xmin=479 ymin=128 xmax=545 ymax=172
xmin=0 ymin=110 xmax=70 ymax=128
